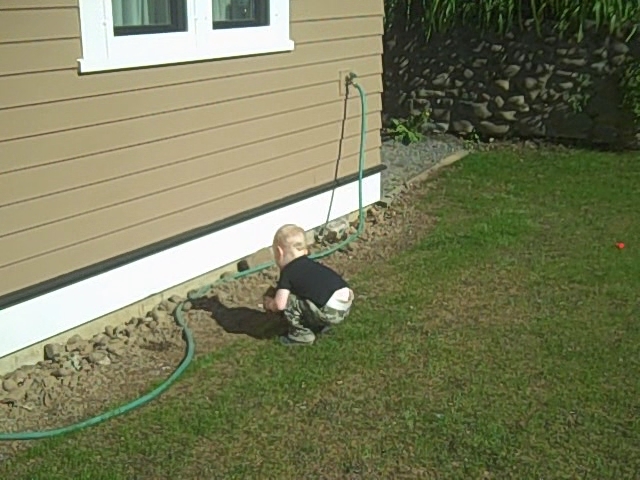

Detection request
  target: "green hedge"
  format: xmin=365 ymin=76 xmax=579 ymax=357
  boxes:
xmin=385 ymin=0 xmax=640 ymax=41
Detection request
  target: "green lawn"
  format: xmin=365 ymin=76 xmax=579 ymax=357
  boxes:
xmin=2 ymin=147 xmax=640 ymax=479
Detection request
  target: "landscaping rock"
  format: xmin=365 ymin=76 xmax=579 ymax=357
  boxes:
xmin=527 ymin=89 xmax=541 ymax=101
xmin=504 ymin=65 xmax=521 ymax=77
xmin=561 ymin=58 xmax=587 ymax=67
xmin=478 ymin=121 xmax=510 ymax=136
xmin=92 ymin=333 xmax=109 ymax=347
xmin=150 ymin=306 xmax=171 ymax=324
xmin=2 ymin=378 xmax=18 ymax=393
xmin=471 ymin=102 xmax=492 ymax=119
xmin=88 ymin=351 xmax=112 ymax=366
xmin=44 ymin=343 xmax=65 ymax=361
xmin=66 ymin=334 xmax=83 ymax=346
xmin=107 ymin=344 xmax=128 ymax=358
xmin=304 ymin=229 xmax=316 ymax=246
xmin=238 ymin=247 xmax=273 ymax=271
xmin=495 ymin=79 xmax=510 ymax=91
xmin=495 ymin=111 xmax=517 ymax=122
xmin=67 ymin=339 xmax=93 ymax=356
xmin=320 ymin=217 xmax=350 ymax=243
xmin=451 ymin=120 xmax=474 ymax=134
xmin=52 ymin=366 xmax=75 ymax=379
xmin=612 ymin=41 xmax=629 ymax=55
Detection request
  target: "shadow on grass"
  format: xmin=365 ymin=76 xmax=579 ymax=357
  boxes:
xmin=191 ymin=296 xmax=289 ymax=340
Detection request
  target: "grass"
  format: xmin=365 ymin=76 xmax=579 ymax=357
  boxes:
xmin=2 ymin=147 xmax=640 ymax=479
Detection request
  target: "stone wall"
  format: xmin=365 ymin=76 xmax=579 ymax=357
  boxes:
xmin=384 ymin=21 xmax=640 ymax=147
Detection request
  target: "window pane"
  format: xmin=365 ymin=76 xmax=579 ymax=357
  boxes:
xmin=212 ymin=0 xmax=268 ymax=27
xmin=112 ymin=0 xmax=186 ymax=35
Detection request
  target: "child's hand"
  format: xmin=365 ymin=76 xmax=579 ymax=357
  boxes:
xmin=262 ymin=296 xmax=276 ymax=312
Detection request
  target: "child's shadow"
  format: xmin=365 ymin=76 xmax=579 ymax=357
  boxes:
xmin=190 ymin=296 xmax=288 ymax=340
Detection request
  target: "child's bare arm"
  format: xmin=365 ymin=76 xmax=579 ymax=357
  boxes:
xmin=273 ymin=288 xmax=290 ymax=310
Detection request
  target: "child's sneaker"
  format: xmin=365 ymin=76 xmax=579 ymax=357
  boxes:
xmin=279 ymin=335 xmax=314 ymax=346
xmin=310 ymin=325 xmax=333 ymax=336
xmin=319 ymin=326 xmax=334 ymax=335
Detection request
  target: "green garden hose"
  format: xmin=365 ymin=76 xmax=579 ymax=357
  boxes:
xmin=0 ymin=73 xmax=368 ymax=441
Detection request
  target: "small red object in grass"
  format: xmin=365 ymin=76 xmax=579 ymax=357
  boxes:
xmin=616 ymin=242 xmax=625 ymax=249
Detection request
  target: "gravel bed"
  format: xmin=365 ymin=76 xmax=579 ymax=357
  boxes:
xmin=380 ymin=133 xmax=466 ymax=194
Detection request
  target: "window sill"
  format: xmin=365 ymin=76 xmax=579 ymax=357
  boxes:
xmin=77 ymin=38 xmax=295 ymax=74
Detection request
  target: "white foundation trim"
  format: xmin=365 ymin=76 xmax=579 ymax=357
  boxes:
xmin=77 ymin=0 xmax=294 ymax=73
xmin=0 ymin=173 xmax=381 ymax=359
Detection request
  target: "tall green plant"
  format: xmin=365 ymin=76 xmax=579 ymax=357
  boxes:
xmin=385 ymin=0 xmax=640 ymax=41
xmin=620 ymin=58 xmax=640 ymax=128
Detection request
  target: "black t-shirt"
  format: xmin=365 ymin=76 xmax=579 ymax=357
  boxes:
xmin=276 ymin=255 xmax=348 ymax=308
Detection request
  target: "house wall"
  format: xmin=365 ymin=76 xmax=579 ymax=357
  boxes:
xmin=0 ymin=0 xmax=384 ymax=301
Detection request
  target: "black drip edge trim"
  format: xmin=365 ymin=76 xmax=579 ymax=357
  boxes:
xmin=0 ymin=164 xmax=386 ymax=310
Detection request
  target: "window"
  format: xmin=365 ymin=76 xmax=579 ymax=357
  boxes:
xmin=112 ymin=0 xmax=187 ymax=36
xmin=77 ymin=0 xmax=294 ymax=73
xmin=212 ymin=0 xmax=269 ymax=29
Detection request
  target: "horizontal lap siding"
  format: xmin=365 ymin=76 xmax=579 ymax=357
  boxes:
xmin=0 ymin=0 xmax=384 ymax=297
xmin=0 ymin=52 xmax=382 ymax=160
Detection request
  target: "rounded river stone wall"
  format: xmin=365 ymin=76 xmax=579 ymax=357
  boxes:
xmin=383 ymin=21 xmax=640 ymax=147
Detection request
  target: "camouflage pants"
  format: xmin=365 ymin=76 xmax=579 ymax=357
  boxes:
xmin=283 ymin=290 xmax=353 ymax=344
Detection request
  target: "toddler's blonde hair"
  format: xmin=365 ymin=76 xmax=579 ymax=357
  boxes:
xmin=273 ymin=224 xmax=307 ymax=257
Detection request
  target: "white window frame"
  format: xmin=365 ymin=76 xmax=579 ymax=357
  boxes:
xmin=77 ymin=0 xmax=294 ymax=73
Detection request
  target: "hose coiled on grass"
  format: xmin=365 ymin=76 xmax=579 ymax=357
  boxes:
xmin=0 ymin=73 xmax=368 ymax=441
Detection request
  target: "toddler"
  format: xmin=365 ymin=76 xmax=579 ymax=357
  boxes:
xmin=262 ymin=224 xmax=354 ymax=346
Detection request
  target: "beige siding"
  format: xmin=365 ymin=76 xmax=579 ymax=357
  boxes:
xmin=0 ymin=0 xmax=385 ymax=297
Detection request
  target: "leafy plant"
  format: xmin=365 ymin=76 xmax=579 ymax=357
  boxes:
xmin=566 ymin=73 xmax=593 ymax=113
xmin=620 ymin=57 xmax=640 ymax=128
xmin=387 ymin=109 xmax=430 ymax=145
xmin=462 ymin=129 xmax=482 ymax=150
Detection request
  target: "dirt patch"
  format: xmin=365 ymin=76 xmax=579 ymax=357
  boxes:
xmin=0 ymin=179 xmax=439 ymax=457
